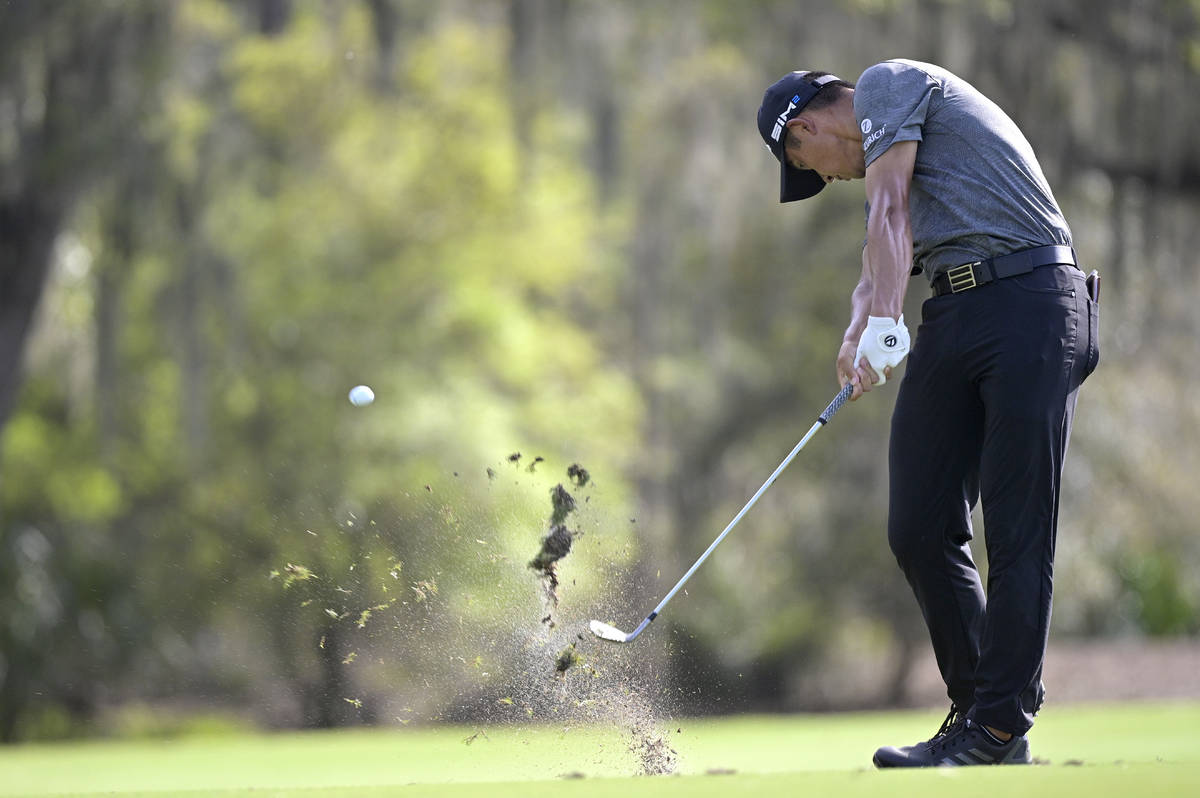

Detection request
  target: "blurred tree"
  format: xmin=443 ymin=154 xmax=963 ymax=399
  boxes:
xmin=2 ymin=0 xmax=642 ymax=738
xmin=0 ymin=1 xmax=167 ymax=441
xmin=0 ymin=0 xmax=170 ymax=742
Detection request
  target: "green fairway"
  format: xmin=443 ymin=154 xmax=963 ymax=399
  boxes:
xmin=1 ymin=702 xmax=1197 ymax=797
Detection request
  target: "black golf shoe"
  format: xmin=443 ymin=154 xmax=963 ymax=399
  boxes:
xmin=873 ymin=707 xmax=1032 ymax=767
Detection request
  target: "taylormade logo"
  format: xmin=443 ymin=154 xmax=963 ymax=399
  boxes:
xmin=770 ymin=94 xmax=803 ymax=142
xmin=884 ymin=334 xmax=898 ymax=348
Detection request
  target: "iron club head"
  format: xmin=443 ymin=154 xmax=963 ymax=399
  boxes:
xmin=588 ymin=619 xmax=631 ymax=643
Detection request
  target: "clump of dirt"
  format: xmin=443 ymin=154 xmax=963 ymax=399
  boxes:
xmin=548 ymin=484 xmax=577 ymax=524
xmin=567 ymin=463 xmax=590 ymax=487
xmin=530 ymin=523 xmax=574 ymax=574
xmin=528 ymin=472 xmax=585 ymax=626
xmin=554 ymin=642 xmax=582 ymax=675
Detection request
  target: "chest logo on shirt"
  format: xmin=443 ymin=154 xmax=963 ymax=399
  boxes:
xmin=860 ymin=119 xmax=873 ymax=134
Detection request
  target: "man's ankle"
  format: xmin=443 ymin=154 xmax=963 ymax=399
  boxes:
xmin=984 ymin=725 xmax=1012 ymax=742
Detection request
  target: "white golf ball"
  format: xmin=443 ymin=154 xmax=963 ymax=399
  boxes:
xmin=348 ymin=385 xmax=375 ymax=407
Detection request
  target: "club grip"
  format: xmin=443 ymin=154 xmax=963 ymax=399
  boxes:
xmin=818 ymin=383 xmax=854 ymax=425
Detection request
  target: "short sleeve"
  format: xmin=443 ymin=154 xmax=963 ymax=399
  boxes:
xmin=854 ymin=61 xmax=941 ymax=168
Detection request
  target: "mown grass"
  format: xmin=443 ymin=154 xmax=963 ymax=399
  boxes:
xmin=1 ymin=701 xmax=1197 ymax=797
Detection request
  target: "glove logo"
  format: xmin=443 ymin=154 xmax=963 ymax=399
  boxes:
xmin=884 ymin=334 xmax=898 ymax=348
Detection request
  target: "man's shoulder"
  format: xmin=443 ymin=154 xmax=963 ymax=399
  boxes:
xmin=856 ymin=59 xmax=946 ymax=90
xmin=854 ymin=60 xmax=954 ymax=167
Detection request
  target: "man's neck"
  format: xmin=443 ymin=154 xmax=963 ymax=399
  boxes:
xmin=836 ymin=92 xmax=863 ymax=146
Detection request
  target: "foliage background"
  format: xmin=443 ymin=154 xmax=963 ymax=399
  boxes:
xmin=1 ymin=0 xmax=1197 ymax=742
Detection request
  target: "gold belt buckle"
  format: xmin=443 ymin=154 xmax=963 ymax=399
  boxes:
xmin=947 ymin=262 xmax=979 ymax=293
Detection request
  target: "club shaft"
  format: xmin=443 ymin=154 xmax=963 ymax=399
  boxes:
xmin=649 ymin=421 xmax=822 ymax=614
xmin=624 ymin=383 xmax=854 ymax=641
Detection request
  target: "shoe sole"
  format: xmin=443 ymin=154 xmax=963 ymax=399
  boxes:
xmin=872 ymin=748 xmax=1033 ymax=768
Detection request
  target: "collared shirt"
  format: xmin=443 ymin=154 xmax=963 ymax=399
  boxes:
xmin=855 ymin=59 xmax=1073 ymax=283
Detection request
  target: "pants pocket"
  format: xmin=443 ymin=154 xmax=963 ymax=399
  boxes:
xmin=1082 ymin=297 xmax=1099 ymax=381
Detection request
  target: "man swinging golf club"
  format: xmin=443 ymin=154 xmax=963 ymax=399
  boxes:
xmin=757 ymin=61 xmax=1099 ymax=767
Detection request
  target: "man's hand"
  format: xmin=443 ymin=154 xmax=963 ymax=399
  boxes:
xmin=837 ymin=340 xmax=867 ymax=399
xmin=855 ymin=314 xmax=910 ymax=386
xmin=839 ymin=315 xmax=910 ymax=397
xmin=838 ymin=340 xmax=891 ymax=399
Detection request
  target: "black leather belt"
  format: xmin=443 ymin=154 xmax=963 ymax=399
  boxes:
xmin=931 ymin=245 xmax=1076 ymax=297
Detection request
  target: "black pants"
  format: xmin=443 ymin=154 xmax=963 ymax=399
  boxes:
xmin=888 ymin=264 xmax=1098 ymax=736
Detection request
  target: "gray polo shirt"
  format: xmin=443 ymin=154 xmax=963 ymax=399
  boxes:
xmin=854 ymin=59 xmax=1072 ymax=284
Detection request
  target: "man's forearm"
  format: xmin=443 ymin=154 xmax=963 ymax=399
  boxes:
xmin=862 ymin=140 xmax=918 ymax=319
xmin=844 ymin=250 xmax=873 ymax=344
xmin=865 ymin=202 xmax=911 ymax=318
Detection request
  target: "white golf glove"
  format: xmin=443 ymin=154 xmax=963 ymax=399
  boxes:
xmin=854 ymin=315 xmax=911 ymax=386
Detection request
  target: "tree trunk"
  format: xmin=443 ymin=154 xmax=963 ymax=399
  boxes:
xmin=367 ymin=0 xmax=401 ymax=93
xmin=0 ymin=199 xmax=62 ymax=435
xmin=257 ymin=0 xmax=292 ymax=36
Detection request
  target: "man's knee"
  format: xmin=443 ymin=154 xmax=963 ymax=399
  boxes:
xmin=886 ymin=518 xmax=928 ymax=568
xmin=887 ymin=513 xmax=972 ymax=569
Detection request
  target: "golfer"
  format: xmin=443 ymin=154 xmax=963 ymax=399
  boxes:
xmin=757 ymin=60 xmax=1099 ymax=766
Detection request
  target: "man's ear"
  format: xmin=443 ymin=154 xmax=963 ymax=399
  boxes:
xmin=785 ymin=115 xmax=815 ymax=137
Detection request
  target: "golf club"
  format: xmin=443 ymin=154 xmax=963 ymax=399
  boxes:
xmin=589 ymin=382 xmax=854 ymax=644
